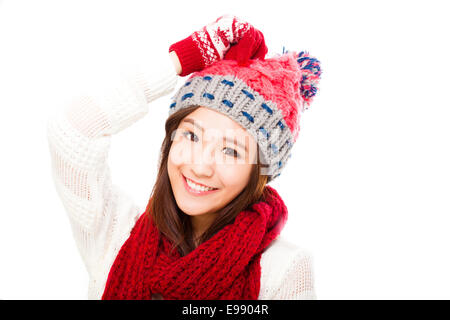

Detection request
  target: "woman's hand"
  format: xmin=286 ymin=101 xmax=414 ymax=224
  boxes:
xmin=169 ymin=15 xmax=267 ymax=76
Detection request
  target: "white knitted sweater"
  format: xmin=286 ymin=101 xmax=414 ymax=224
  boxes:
xmin=46 ymin=56 xmax=316 ymax=300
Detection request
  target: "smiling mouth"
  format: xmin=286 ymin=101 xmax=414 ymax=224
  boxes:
xmin=182 ymin=174 xmax=219 ymax=195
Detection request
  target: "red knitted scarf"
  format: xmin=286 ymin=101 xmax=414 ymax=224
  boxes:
xmin=102 ymin=185 xmax=288 ymax=300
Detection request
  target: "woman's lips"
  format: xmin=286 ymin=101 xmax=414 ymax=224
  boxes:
xmin=182 ymin=174 xmax=219 ymax=196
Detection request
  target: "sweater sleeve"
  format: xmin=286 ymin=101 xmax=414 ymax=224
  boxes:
xmin=46 ymin=56 xmax=178 ymax=277
xmin=272 ymin=250 xmax=316 ymax=300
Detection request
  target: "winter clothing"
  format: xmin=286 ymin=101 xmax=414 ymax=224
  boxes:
xmin=47 ymin=14 xmax=318 ymax=299
xmin=47 ymin=55 xmax=315 ymax=299
xmin=102 ymin=186 xmax=287 ymax=300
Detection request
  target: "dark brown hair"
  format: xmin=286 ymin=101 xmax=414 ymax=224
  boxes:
xmin=146 ymin=105 xmax=269 ymax=256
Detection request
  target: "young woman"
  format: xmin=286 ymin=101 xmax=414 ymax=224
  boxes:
xmin=47 ymin=15 xmax=321 ymax=300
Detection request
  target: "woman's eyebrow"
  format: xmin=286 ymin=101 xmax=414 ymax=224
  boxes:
xmin=182 ymin=118 xmax=204 ymax=131
xmin=181 ymin=118 xmax=248 ymax=152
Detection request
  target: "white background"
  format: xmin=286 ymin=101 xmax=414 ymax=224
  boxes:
xmin=1 ymin=0 xmax=449 ymax=299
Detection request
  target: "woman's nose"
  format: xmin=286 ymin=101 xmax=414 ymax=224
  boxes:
xmin=193 ymin=141 xmax=216 ymax=165
xmin=191 ymin=143 xmax=215 ymax=175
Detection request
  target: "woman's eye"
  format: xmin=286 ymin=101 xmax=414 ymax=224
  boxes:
xmin=182 ymin=130 xmax=240 ymax=158
xmin=223 ymin=147 xmax=240 ymax=158
xmin=182 ymin=130 xmax=199 ymax=142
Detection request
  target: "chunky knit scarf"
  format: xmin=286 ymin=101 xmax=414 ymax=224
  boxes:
xmin=102 ymin=185 xmax=288 ymax=300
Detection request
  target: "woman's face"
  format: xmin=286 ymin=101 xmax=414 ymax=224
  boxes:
xmin=167 ymin=107 xmax=258 ymax=221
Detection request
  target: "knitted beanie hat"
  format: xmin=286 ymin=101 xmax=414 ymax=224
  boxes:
xmin=168 ymin=51 xmax=322 ymax=182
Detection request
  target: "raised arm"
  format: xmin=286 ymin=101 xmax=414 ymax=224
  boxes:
xmin=46 ymin=54 xmax=178 ymax=276
xmin=46 ymin=14 xmax=265 ymax=286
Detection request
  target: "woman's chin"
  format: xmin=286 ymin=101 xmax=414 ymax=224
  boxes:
xmin=177 ymin=203 xmax=211 ymax=217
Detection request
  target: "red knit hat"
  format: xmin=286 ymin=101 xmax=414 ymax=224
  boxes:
xmin=169 ymin=50 xmax=322 ymax=181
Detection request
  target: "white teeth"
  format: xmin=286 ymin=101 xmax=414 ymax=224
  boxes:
xmin=186 ymin=178 xmax=215 ymax=192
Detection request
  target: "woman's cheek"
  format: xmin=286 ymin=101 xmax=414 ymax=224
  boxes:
xmin=169 ymin=140 xmax=193 ymax=166
xmin=215 ymin=162 xmax=251 ymax=187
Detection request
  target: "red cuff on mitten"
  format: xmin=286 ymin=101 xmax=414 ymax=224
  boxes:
xmin=169 ymin=36 xmax=206 ymax=77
